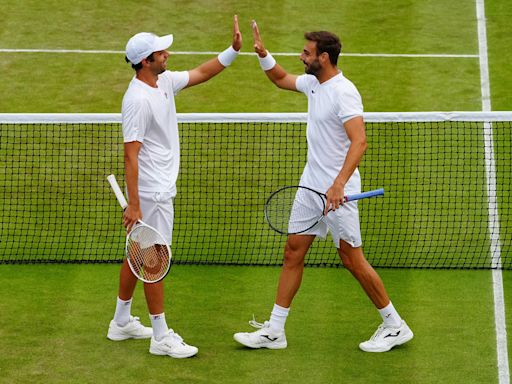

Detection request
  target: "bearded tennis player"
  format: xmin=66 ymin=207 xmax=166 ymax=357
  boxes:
xmin=233 ymin=22 xmax=413 ymax=353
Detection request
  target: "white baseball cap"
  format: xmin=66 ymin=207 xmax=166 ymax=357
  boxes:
xmin=125 ymin=32 xmax=174 ymax=65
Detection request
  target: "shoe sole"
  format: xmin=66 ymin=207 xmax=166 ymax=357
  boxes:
xmin=359 ymin=331 xmax=414 ymax=353
xmin=107 ymin=334 xmax=153 ymax=341
xmin=233 ymin=334 xmax=287 ymax=350
xmin=107 ymin=328 xmax=153 ymax=341
xmin=149 ymin=348 xmax=198 ymax=358
xmin=107 ymin=320 xmax=153 ymax=341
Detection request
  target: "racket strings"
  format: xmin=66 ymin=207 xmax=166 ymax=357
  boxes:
xmin=127 ymin=226 xmax=170 ymax=282
xmin=265 ymin=187 xmax=325 ymax=234
xmin=265 ymin=188 xmax=297 ymax=233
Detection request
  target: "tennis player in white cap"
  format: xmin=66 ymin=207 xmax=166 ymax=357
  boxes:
xmin=107 ymin=15 xmax=242 ymax=359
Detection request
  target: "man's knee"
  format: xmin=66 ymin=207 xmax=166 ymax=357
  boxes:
xmin=338 ymin=244 xmax=367 ymax=274
xmin=283 ymin=243 xmax=304 ymax=267
xmin=283 ymin=236 xmax=313 ymax=267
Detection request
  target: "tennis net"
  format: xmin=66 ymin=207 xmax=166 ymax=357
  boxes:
xmin=0 ymin=112 xmax=510 ymax=269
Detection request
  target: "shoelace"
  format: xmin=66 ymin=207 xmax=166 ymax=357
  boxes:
xmin=248 ymin=315 xmax=269 ymax=329
xmin=369 ymin=323 xmax=386 ymax=341
xmin=166 ymin=329 xmax=184 ymax=343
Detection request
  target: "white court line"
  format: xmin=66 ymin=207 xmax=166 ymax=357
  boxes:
xmin=0 ymin=48 xmax=478 ymax=58
xmin=476 ymin=0 xmax=510 ymax=383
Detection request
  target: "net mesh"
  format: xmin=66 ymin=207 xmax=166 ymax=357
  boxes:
xmin=0 ymin=113 xmax=510 ymax=269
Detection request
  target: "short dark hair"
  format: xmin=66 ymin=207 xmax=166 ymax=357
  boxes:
xmin=304 ymin=31 xmax=342 ymax=65
xmin=125 ymin=53 xmax=155 ymax=71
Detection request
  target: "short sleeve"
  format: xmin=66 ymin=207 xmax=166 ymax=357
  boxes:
xmin=122 ymin=97 xmax=150 ymax=143
xmin=295 ymin=74 xmax=317 ymax=95
xmin=336 ymin=83 xmax=364 ymax=123
xmin=161 ymin=70 xmax=190 ymax=95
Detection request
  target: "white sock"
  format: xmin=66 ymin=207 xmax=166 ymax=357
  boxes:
xmin=269 ymin=303 xmax=290 ymax=332
xmin=378 ymin=301 xmax=402 ymax=327
xmin=113 ymin=297 xmax=132 ymax=327
xmin=150 ymin=313 xmax=169 ymax=341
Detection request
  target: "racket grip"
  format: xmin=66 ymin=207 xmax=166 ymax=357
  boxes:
xmin=107 ymin=174 xmax=128 ymax=209
xmin=345 ymin=188 xmax=384 ymax=202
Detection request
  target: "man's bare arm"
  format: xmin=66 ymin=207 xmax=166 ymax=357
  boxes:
xmin=252 ymin=20 xmax=298 ymax=91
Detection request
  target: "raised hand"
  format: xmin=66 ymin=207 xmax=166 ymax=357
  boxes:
xmin=252 ymin=20 xmax=267 ymax=57
xmin=232 ymin=15 xmax=242 ymax=51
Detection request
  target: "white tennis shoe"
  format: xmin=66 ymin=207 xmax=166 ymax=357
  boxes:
xmin=359 ymin=320 xmax=413 ymax=352
xmin=150 ymin=329 xmax=198 ymax=358
xmin=107 ymin=316 xmax=153 ymax=341
xmin=233 ymin=318 xmax=287 ymax=349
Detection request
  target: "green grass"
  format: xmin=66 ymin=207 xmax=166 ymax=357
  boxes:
xmin=0 ymin=0 xmax=511 ymax=382
xmin=505 ymin=271 xmax=512 ymax=368
xmin=0 ymin=54 xmax=483 ymax=113
xmin=0 ymin=0 xmax=487 ymax=113
xmin=0 ymin=0 xmax=478 ymax=53
xmin=0 ymin=265 xmax=499 ymax=384
xmin=487 ymin=0 xmax=512 ymax=110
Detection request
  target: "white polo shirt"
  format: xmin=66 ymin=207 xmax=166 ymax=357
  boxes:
xmin=122 ymin=70 xmax=189 ymax=194
xmin=295 ymin=72 xmax=364 ymax=195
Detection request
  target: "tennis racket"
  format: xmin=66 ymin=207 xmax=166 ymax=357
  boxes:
xmin=107 ymin=174 xmax=171 ymax=284
xmin=264 ymin=186 xmax=384 ymax=235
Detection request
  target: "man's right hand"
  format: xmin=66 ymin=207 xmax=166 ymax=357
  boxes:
xmin=123 ymin=204 xmax=142 ymax=232
xmin=252 ymin=20 xmax=267 ymax=58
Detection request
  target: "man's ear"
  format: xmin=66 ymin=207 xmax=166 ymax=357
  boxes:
xmin=141 ymin=58 xmax=149 ymax=66
xmin=319 ymin=51 xmax=330 ymax=65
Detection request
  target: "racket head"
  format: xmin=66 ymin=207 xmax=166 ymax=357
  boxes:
xmin=264 ymin=186 xmax=326 ymax=235
xmin=125 ymin=222 xmax=171 ymax=283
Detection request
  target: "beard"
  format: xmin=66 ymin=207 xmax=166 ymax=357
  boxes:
xmin=157 ymin=62 xmax=167 ymax=74
xmin=304 ymin=58 xmax=321 ymax=76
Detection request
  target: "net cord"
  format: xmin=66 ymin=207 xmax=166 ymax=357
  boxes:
xmin=1 ymin=111 xmax=512 ymax=124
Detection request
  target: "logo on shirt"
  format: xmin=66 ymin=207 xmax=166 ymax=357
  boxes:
xmin=164 ymin=92 xmax=168 ymax=99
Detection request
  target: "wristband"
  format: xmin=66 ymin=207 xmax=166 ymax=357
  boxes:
xmin=217 ymin=46 xmax=239 ymax=67
xmin=258 ymin=51 xmax=276 ymax=71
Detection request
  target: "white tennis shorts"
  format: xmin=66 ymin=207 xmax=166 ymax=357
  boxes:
xmin=138 ymin=191 xmax=175 ymax=245
xmin=288 ymin=190 xmax=362 ymax=248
